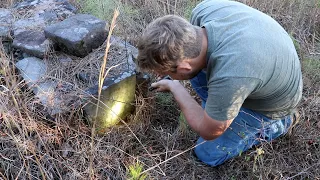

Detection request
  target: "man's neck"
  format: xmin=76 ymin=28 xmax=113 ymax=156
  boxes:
xmin=200 ymin=27 xmax=208 ymax=69
xmin=190 ymin=28 xmax=208 ymax=70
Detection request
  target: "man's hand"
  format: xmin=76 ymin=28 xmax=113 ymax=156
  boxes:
xmin=150 ymin=79 xmax=180 ymax=92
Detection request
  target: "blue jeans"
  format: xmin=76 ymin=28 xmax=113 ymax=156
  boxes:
xmin=190 ymin=71 xmax=292 ymax=166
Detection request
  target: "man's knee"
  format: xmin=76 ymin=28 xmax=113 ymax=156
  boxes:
xmin=194 ymin=139 xmax=232 ymax=167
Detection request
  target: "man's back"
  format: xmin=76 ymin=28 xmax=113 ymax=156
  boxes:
xmin=191 ymin=0 xmax=302 ymax=120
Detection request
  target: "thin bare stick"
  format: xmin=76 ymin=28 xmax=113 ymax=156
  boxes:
xmin=139 ymin=140 xmax=207 ymax=176
xmin=285 ymin=162 xmax=320 ymax=180
xmin=120 ymin=119 xmax=166 ymax=176
xmin=89 ymin=8 xmax=120 ymax=179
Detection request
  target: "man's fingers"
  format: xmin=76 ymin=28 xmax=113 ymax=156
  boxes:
xmin=149 ymin=79 xmax=173 ymax=92
xmin=148 ymin=83 xmax=159 ymax=91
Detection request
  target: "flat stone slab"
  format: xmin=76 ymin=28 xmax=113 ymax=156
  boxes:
xmin=0 ymin=8 xmax=13 ymax=38
xmin=15 ymin=57 xmax=63 ymax=115
xmin=12 ymin=30 xmax=53 ymax=58
xmin=44 ymin=14 xmax=108 ymax=57
xmin=15 ymin=57 xmax=47 ymax=87
xmin=84 ymin=74 xmax=136 ymax=134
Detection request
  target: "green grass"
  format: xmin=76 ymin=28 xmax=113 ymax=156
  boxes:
xmin=77 ymin=0 xmax=139 ymax=22
xmin=303 ymin=56 xmax=320 ymax=84
xmin=178 ymin=111 xmax=189 ymax=133
xmin=78 ymin=0 xmax=116 ymax=21
xmin=183 ymin=1 xmax=198 ymax=20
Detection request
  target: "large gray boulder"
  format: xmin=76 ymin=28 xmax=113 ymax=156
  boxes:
xmin=12 ymin=30 xmax=53 ymax=58
xmin=44 ymin=14 xmax=108 ymax=57
xmin=0 ymin=8 xmax=13 ymax=38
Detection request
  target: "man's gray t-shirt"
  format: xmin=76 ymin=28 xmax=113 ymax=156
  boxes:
xmin=190 ymin=0 xmax=303 ymax=120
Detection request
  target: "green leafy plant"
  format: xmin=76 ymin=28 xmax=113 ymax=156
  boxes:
xmin=128 ymin=162 xmax=147 ymax=180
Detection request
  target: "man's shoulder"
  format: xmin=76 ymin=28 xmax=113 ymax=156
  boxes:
xmin=194 ymin=0 xmax=241 ymax=10
xmin=190 ymin=0 xmax=259 ymax=26
xmin=192 ymin=0 xmax=248 ymax=17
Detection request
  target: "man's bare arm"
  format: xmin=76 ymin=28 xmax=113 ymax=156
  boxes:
xmin=151 ymin=80 xmax=233 ymax=140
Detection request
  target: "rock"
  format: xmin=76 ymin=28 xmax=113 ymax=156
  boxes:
xmin=34 ymin=80 xmax=63 ymax=115
xmin=12 ymin=30 xmax=53 ymax=58
xmin=84 ymin=73 xmax=136 ymax=134
xmin=0 ymin=8 xmax=13 ymax=38
xmin=15 ymin=57 xmax=64 ymax=115
xmin=12 ymin=10 xmax=60 ymax=35
xmin=110 ymin=35 xmax=138 ymax=59
xmin=39 ymin=11 xmax=59 ymax=23
xmin=22 ymin=52 xmax=32 ymax=59
xmin=55 ymin=0 xmax=77 ymax=13
xmin=13 ymin=0 xmax=40 ymax=9
xmin=44 ymin=14 xmax=108 ymax=57
xmin=13 ymin=0 xmax=77 ymax=13
xmin=15 ymin=57 xmax=47 ymax=87
xmin=83 ymin=37 xmax=137 ymax=132
xmin=13 ymin=17 xmax=47 ymax=36
xmin=136 ymin=72 xmax=151 ymax=98
xmin=81 ymin=34 xmax=138 ymax=133
xmin=8 ymin=1 xmax=139 ymax=128
xmin=12 ymin=0 xmax=77 ymax=35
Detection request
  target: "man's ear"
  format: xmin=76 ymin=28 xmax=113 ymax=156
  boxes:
xmin=176 ymin=60 xmax=192 ymax=72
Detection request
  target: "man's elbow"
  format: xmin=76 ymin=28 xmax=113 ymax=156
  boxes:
xmin=199 ymin=130 xmax=225 ymax=141
xmin=198 ymin=114 xmax=233 ymax=141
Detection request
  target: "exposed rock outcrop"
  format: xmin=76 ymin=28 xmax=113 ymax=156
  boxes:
xmin=1 ymin=0 xmax=140 ymax=133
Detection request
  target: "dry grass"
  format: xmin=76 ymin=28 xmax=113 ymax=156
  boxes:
xmin=238 ymin=0 xmax=320 ymax=55
xmin=0 ymin=0 xmax=14 ymax=8
xmin=1 ymin=0 xmax=320 ymax=179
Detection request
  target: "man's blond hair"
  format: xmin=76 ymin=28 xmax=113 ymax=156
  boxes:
xmin=137 ymin=15 xmax=202 ymax=73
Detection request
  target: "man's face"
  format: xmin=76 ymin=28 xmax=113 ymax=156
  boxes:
xmin=154 ymin=66 xmax=201 ymax=80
